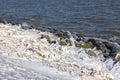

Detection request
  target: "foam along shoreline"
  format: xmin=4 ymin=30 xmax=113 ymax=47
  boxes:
xmin=0 ymin=22 xmax=120 ymax=80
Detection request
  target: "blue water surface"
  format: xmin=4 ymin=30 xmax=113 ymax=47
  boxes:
xmin=0 ymin=0 xmax=120 ymax=41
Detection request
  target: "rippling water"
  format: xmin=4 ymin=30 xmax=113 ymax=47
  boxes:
xmin=0 ymin=0 xmax=120 ymax=42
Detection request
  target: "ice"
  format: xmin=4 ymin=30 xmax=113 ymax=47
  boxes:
xmin=0 ymin=23 xmax=119 ymax=80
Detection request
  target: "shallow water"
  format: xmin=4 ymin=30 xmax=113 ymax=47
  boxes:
xmin=0 ymin=0 xmax=120 ymax=42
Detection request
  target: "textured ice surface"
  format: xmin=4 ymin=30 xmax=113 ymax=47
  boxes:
xmin=0 ymin=23 xmax=119 ymax=80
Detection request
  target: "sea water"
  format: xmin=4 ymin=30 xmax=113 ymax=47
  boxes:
xmin=0 ymin=0 xmax=120 ymax=43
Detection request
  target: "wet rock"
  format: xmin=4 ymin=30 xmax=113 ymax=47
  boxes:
xmin=76 ymin=33 xmax=85 ymax=41
xmin=75 ymin=42 xmax=83 ymax=48
xmin=59 ymin=40 xmax=67 ymax=46
xmin=55 ymin=31 xmax=63 ymax=37
xmin=102 ymin=42 xmax=120 ymax=60
xmin=84 ymin=42 xmax=94 ymax=48
xmin=66 ymin=39 xmax=72 ymax=46
xmin=75 ymin=42 xmax=93 ymax=48
xmin=41 ymin=34 xmax=56 ymax=44
xmin=41 ymin=34 xmax=50 ymax=42
xmin=87 ymin=38 xmax=120 ymax=63
xmin=37 ymin=52 xmax=46 ymax=58
xmin=76 ymin=38 xmax=81 ymax=42
xmin=55 ymin=31 xmax=70 ymax=39
xmin=87 ymin=50 xmax=96 ymax=57
xmin=102 ymin=52 xmax=110 ymax=57
xmin=103 ymin=42 xmax=120 ymax=53
xmin=76 ymin=33 xmax=84 ymax=38
xmin=114 ymin=53 xmax=120 ymax=64
xmin=55 ymin=31 xmax=73 ymax=46
xmin=87 ymin=39 xmax=109 ymax=53
xmin=59 ymin=39 xmax=72 ymax=46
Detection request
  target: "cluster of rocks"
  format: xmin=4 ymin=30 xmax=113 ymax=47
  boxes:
xmin=86 ymin=38 xmax=120 ymax=64
xmin=0 ymin=21 xmax=120 ymax=64
xmin=0 ymin=22 xmax=118 ymax=80
xmin=40 ymin=29 xmax=120 ymax=64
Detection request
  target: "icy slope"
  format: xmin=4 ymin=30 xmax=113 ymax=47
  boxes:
xmin=0 ymin=23 xmax=119 ymax=80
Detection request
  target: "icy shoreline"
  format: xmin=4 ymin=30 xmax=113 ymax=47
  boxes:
xmin=0 ymin=23 xmax=120 ymax=80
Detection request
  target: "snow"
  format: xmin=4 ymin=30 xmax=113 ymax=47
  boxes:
xmin=0 ymin=23 xmax=119 ymax=80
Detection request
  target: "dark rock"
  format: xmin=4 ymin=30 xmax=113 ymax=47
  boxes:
xmin=55 ymin=31 xmax=70 ymax=39
xmin=102 ymin=42 xmax=120 ymax=60
xmin=87 ymin=50 xmax=96 ymax=57
xmin=59 ymin=39 xmax=72 ymax=46
xmin=55 ymin=31 xmax=63 ymax=37
xmin=103 ymin=42 xmax=119 ymax=53
xmin=41 ymin=34 xmax=56 ymax=44
xmin=50 ymin=41 xmax=56 ymax=44
xmin=76 ymin=33 xmax=85 ymax=41
xmin=37 ymin=52 xmax=46 ymax=58
xmin=76 ymin=38 xmax=81 ymax=42
xmin=87 ymin=38 xmax=120 ymax=63
xmin=65 ymin=39 xmax=72 ymax=46
xmin=84 ymin=42 xmax=94 ymax=48
xmin=102 ymin=52 xmax=110 ymax=57
xmin=76 ymin=33 xmax=84 ymax=38
xmin=59 ymin=40 xmax=67 ymax=46
xmin=75 ymin=42 xmax=83 ymax=48
xmin=114 ymin=54 xmax=120 ymax=64
xmin=75 ymin=41 xmax=93 ymax=48
xmin=87 ymin=39 xmax=109 ymax=53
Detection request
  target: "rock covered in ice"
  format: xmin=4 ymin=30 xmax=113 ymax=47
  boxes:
xmin=0 ymin=22 xmax=120 ymax=80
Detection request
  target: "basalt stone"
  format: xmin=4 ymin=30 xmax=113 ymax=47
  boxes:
xmin=65 ymin=39 xmax=72 ymax=46
xmin=76 ymin=38 xmax=81 ymax=42
xmin=41 ymin=34 xmax=56 ymax=44
xmin=87 ymin=50 xmax=96 ymax=57
xmin=87 ymin=39 xmax=120 ymax=61
xmin=41 ymin=34 xmax=50 ymax=42
xmin=55 ymin=31 xmax=63 ymax=37
xmin=114 ymin=53 xmax=120 ymax=64
xmin=87 ymin=39 xmax=109 ymax=53
xmin=63 ymin=32 xmax=69 ymax=38
xmin=59 ymin=39 xmax=72 ymax=46
xmin=55 ymin=31 xmax=70 ymax=39
xmin=75 ymin=42 xmax=83 ymax=48
xmin=37 ymin=52 xmax=46 ymax=58
xmin=59 ymin=40 xmax=67 ymax=46
xmin=103 ymin=42 xmax=120 ymax=53
xmin=109 ymin=52 xmax=118 ymax=59
xmin=76 ymin=37 xmax=85 ymax=42
xmin=50 ymin=41 xmax=56 ymax=44
xmin=84 ymin=42 xmax=94 ymax=48
xmin=51 ymin=29 xmax=58 ymax=33
xmin=102 ymin=52 xmax=110 ymax=57
xmin=76 ymin=33 xmax=84 ymax=38
xmin=76 ymin=33 xmax=85 ymax=41
xmin=102 ymin=42 xmax=120 ymax=60
xmin=75 ymin=42 xmax=93 ymax=48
